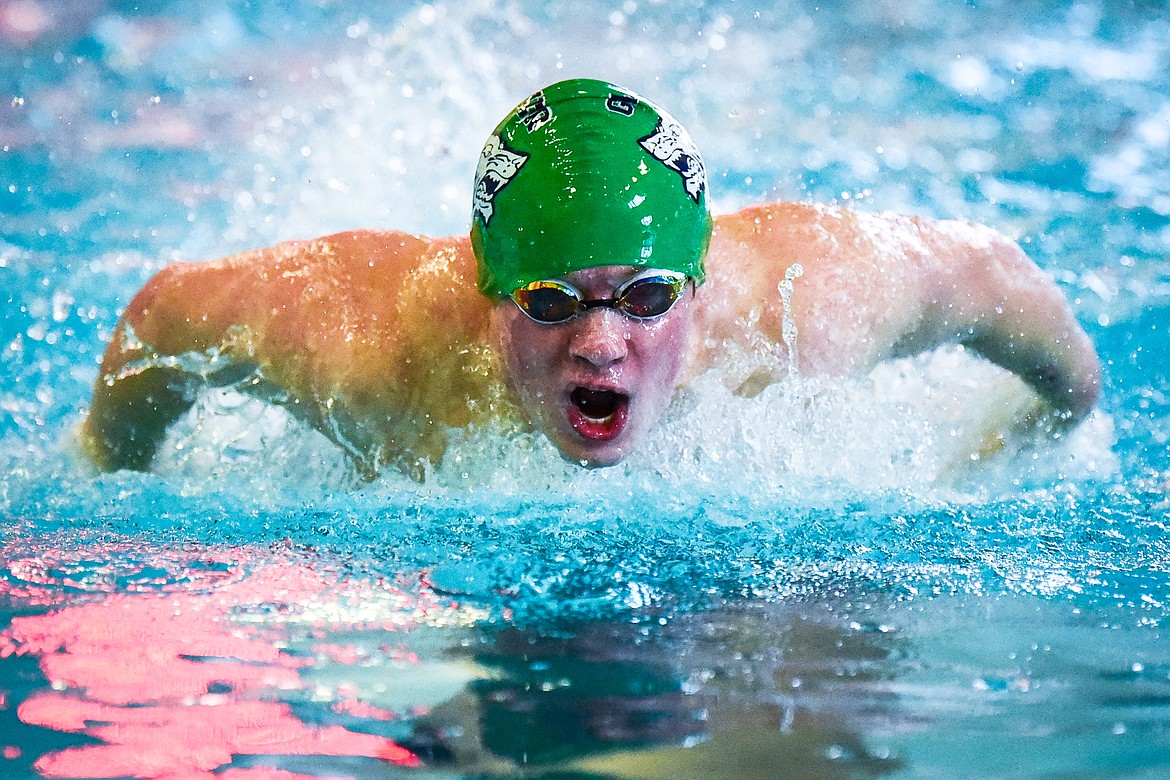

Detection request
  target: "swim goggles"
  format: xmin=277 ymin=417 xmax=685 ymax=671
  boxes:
xmin=510 ymin=269 xmax=691 ymax=324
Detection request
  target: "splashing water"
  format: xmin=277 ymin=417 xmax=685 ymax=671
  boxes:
xmin=2 ymin=1 xmax=1170 ymax=778
xmin=778 ymin=261 xmax=804 ymax=375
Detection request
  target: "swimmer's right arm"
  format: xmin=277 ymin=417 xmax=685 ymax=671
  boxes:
xmin=84 ymin=235 xmax=368 ymax=471
xmin=84 ymin=230 xmax=490 ymax=473
xmin=84 ymin=254 xmax=270 ymax=470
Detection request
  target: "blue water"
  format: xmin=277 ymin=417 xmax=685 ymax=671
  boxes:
xmin=2 ymin=1 xmax=1170 ymax=778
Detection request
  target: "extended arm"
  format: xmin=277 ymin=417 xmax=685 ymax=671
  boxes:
xmin=896 ymin=217 xmax=1100 ymax=420
xmin=705 ymin=203 xmax=1101 ymax=422
xmin=84 ymin=251 xmax=281 ymax=471
xmin=84 ymin=230 xmax=495 ymax=474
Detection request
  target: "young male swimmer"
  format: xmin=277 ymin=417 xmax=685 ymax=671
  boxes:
xmin=84 ymin=78 xmax=1101 ymax=478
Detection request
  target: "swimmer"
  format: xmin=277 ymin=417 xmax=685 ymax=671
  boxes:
xmin=84 ymin=78 xmax=1101 ymax=478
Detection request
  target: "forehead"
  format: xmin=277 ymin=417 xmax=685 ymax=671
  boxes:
xmin=557 ymin=265 xmax=652 ymax=291
xmin=563 ymin=265 xmax=638 ymax=281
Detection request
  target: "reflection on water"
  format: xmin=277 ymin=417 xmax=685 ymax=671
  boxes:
xmin=3 ymin=0 xmax=1170 ymax=777
xmin=3 ymin=537 xmax=1169 ymax=778
xmin=0 ymin=542 xmax=440 ymax=777
xmin=451 ymin=610 xmax=905 ymax=779
xmin=0 ymin=539 xmax=908 ymax=779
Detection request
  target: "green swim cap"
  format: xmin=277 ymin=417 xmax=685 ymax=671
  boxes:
xmin=471 ymin=78 xmax=712 ymax=299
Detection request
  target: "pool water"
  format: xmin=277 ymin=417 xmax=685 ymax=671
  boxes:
xmin=3 ymin=1 xmax=1170 ymax=778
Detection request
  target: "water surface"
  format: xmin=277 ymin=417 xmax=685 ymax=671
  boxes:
xmin=2 ymin=1 xmax=1169 ymax=777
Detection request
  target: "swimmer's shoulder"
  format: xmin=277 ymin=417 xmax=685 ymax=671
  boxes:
xmin=712 ymin=200 xmax=902 ymax=248
xmin=199 ymin=229 xmax=475 ymax=285
xmin=713 ymin=200 xmax=830 ymax=234
xmin=710 ymin=201 xmax=950 ymax=281
xmin=127 ymin=228 xmax=486 ymax=356
xmin=170 ymin=228 xmax=481 ymax=315
xmin=708 ymin=201 xmax=858 ymax=283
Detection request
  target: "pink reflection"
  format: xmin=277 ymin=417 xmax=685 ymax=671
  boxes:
xmin=0 ymin=542 xmax=435 ymax=778
xmin=0 ymin=0 xmax=51 ymax=45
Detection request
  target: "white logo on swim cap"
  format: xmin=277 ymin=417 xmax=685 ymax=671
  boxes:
xmin=473 ymin=134 xmax=528 ymax=226
xmin=638 ymin=116 xmax=707 ymax=204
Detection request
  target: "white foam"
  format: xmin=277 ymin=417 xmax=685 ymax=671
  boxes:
xmin=153 ymin=388 xmax=362 ymax=495
xmin=153 ymin=347 xmax=1117 ymax=502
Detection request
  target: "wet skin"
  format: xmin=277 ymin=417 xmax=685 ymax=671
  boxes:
xmin=491 ymin=266 xmax=695 ymax=467
xmin=84 ymin=202 xmax=1102 ymax=477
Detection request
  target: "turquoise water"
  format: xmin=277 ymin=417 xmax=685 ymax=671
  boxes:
xmin=2 ymin=1 xmax=1170 ymax=778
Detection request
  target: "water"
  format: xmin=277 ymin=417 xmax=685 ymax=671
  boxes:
xmin=2 ymin=0 xmax=1170 ymax=777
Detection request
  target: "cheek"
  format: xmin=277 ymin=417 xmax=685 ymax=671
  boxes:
xmin=637 ymin=315 xmax=692 ymax=383
xmin=498 ymin=316 xmax=561 ymax=397
xmin=508 ymin=331 xmax=555 ymax=376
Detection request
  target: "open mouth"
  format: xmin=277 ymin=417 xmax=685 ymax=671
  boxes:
xmin=567 ymin=387 xmax=630 ymax=441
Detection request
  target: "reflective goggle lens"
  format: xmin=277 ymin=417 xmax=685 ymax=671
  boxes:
xmin=512 ymin=281 xmax=582 ymax=323
xmin=618 ymin=274 xmax=685 ymax=318
xmin=511 ymin=272 xmax=689 ymax=324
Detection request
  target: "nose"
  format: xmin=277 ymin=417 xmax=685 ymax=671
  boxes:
xmin=568 ymin=308 xmax=629 ymax=367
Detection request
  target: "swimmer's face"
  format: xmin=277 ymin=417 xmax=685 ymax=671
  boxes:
xmin=492 ymin=265 xmax=695 ymax=467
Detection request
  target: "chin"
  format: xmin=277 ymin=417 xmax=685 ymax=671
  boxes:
xmin=554 ymin=437 xmax=632 ymax=468
xmin=575 ymin=450 xmax=627 ymax=469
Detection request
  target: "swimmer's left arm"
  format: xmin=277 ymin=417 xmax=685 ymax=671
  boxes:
xmin=898 ymin=217 xmax=1101 ymax=422
xmin=707 ymin=204 xmax=1099 ymax=423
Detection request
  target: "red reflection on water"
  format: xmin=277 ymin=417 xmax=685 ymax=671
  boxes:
xmin=0 ymin=543 xmax=429 ymax=778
